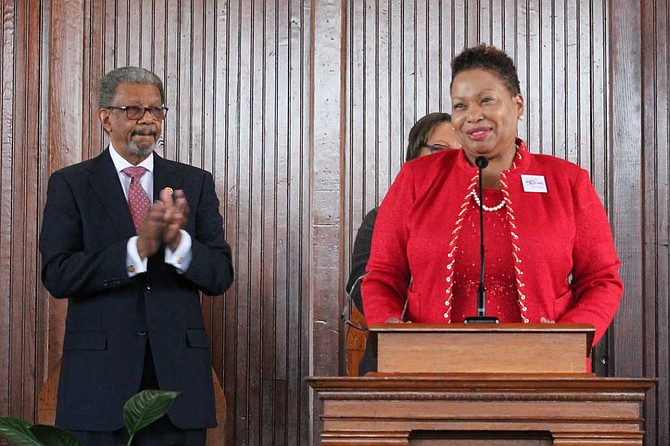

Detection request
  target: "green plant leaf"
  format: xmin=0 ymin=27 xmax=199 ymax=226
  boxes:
xmin=30 ymin=425 xmax=83 ymax=446
xmin=0 ymin=417 xmax=43 ymax=445
xmin=123 ymin=389 xmax=181 ymax=437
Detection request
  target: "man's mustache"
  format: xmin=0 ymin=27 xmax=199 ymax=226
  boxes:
xmin=132 ymin=128 xmax=157 ymax=137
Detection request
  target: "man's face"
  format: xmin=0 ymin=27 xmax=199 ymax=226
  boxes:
xmin=98 ymin=83 xmax=164 ymax=164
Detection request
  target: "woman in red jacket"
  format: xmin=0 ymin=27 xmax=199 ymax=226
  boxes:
xmin=362 ymin=45 xmax=622 ymax=347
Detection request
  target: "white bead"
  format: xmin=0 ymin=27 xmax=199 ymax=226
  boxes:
xmin=471 ymin=190 xmax=506 ymax=212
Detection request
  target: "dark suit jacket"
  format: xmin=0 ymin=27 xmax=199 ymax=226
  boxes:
xmin=345 ymin=207 xmax=378 ymax=313
xmin=39 ymin=149 xmax=234 ymax=431
xmin=345 ymin=207 xmax=379 ymax=376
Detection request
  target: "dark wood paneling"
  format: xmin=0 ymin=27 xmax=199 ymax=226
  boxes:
xmin=642 ymin=0 xmax=670 ymax=444
xmin=0 ymin=0 xmax=48 ymax=423
xmin=46 ymin=0 xmax=85 ymax=402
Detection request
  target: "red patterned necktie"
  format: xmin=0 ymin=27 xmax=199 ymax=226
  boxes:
xmin=122 ymin=166 xmax=151 ymax=233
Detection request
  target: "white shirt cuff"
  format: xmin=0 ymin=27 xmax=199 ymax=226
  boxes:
xmin=164 ymin=230 xmax=192 ymax=273
xmin=126 ymin=236 xmax=148 ymax=277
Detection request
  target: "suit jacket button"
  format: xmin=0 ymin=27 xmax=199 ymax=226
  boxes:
xmin=137 ymin=330 xmax=147 ymax=336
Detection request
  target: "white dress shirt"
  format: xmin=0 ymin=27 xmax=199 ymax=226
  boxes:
xmin=109 ymin=144 xmax=192 ymax=277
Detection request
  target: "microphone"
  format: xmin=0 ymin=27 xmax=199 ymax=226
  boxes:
xmin=475 ymin=155 xmax=489 ymax=169
xmin=465 ymin=156 xmax=500 ymax=324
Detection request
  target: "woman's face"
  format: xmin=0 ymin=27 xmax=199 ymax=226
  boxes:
xmin=418 ymin=121 xmax=462 ymax=157
xmin=450 ymin=68 xmax=523 ymax=164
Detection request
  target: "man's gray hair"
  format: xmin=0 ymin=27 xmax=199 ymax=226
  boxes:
xmin=99 ymin=66 xmax=166 ymax=108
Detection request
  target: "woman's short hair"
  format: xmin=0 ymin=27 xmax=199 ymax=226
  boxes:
xmin=406 ymin=112 xmax=452 ymax=162
xmin=99 ymin=66 xmax=166 ymax=108
xmin=450 ymin=44 xmax=521 ymax=96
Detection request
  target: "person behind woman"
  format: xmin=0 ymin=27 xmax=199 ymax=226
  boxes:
xmin=362 ymin=45 xmax=622 ymax=355
xmin=346 ymin=112 xmax=461 ymax=375
xmin=346 ymin=112 xmax=460 ymax=314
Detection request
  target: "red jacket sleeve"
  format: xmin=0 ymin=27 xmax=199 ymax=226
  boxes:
xmin=362 ymin=166 xmax=415 ymax=324
xmin=558 ymin=169 xmax=623 ymax=345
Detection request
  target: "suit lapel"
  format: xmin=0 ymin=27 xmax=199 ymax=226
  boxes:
xmin=86 ymin=150 xmax=185 ymax=238
xmin=87 ymin=148 xmax=137 ymax=237
xmin=153 ymin=153 xmax=184 ymax=200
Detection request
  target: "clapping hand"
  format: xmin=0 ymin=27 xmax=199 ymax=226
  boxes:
xmin=137 ymin=201 xmax=167 ymax=259
xmin=160 ymin=188 xmax=189 ymax=251
xmin=136 ymin=188 xmax=190 ymax=259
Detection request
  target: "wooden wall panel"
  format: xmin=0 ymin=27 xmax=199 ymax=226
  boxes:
xmin=609 ymin=0 xmax=645 ymax=382
xmin=46 ymin=0 xmax=86 ymax=400
xmin=0 ymin=0 xmax=48 ymax=423
xmin=642 ymin=0 xmax=670 ymax=444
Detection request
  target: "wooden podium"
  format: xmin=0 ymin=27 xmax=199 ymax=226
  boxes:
xmin=308 ymin=323 xmax=655 ymax=446
xmin=373 ymin=323 xmax=594 ymax=374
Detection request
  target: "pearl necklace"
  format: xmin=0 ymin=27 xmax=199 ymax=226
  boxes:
xmin=471 ymin=190 xmax=506 ymax=212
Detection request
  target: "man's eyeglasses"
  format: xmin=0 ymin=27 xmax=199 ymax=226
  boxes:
xmin=424 ymin=144 xmax=450 ymax=153
xmin=107 ymin=105 xmax=168 ymax=121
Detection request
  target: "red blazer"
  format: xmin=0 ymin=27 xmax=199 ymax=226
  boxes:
xmin=362 ymin=140 xmax=622 ymax=345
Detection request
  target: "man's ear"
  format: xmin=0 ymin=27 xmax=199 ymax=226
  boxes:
xmin=98 ymin=109 xmax=112 ymax=132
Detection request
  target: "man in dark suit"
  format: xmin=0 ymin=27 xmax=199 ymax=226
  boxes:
xmin=39 ymin=66 xmax=234 ymax=445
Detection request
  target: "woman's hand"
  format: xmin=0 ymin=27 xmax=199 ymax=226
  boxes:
xmin=540 ymin=317 xmax=555 ymax=323
xmin=385 ymin=317 xmax=410 ymax=323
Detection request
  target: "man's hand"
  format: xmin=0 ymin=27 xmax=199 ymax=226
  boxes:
xmin=136 ymin=201 xmax=166 ymax=259
xmin=161 ymin=188 xmax=189 ymax=251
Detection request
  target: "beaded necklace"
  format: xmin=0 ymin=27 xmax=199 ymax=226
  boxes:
xmin=471 ymin=189 xmax=506 ymax=212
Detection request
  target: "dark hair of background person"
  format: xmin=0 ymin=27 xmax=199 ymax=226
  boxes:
xmin=99 ymin=66 xmax=166 ymax=108
xmin=450 ymin=44 xmax=521 ymax=96
xmin=405 ymin=112 xmax=452 ymax=162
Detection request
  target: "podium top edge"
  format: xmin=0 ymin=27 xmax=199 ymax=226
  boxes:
xmin=368 ymin=322 xmax=596 ymax=334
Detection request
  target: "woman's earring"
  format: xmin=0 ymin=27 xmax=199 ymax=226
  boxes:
xmin=518 ymin=115 xmax=524 ymax=121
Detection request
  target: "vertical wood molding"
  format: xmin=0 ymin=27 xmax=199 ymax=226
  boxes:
xmin=311 ymin=0 xmax=345 ymax=441
xmin=608 ymin=0 xmax=644 ymax=379
xmin=310 ymin=0 xmax=345 ymax=376
xmin=0 ymin=0 xmax=17 ymax=417
xmin=46 ymin=0 xmax=85 ymax=381
xmin=0 ymin=0 xmax=47 ymax=420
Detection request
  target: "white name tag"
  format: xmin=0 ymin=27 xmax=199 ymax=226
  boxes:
xmin=521 ymin=174 xmax=548 ymax=193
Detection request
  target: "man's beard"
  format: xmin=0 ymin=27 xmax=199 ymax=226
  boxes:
xmin=128 ymin=140 xmax=156 ymax=157
xmin=128 ymin=128 xmax=158 ymax=156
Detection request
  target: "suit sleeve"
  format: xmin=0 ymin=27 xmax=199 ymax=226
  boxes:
xmin=361 ymin=167 xmax=414 ymax=324
xmin=39 ymin=171 xmax=131 ymax=299
xmin=558 ymin=169 xmax=623 ymax=345
xmin=180 ymin=171 xmax=234 ymax=296
xmin=346 ymin=208 xmax=378 ymax=313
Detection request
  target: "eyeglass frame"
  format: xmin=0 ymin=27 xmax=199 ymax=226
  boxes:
xmin=423 ymin=143 xmax=452 ymax=153
xmin=106 ymin=105 xmax=169 ymax=121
